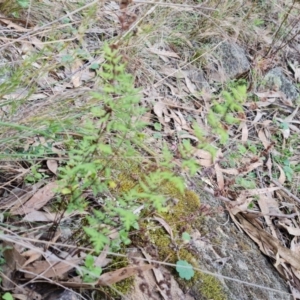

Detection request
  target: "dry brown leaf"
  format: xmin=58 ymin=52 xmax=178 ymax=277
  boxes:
xmin=241 ymin=123 xmax=248 ymax=142
xmin=219 ymin=168 xmax=238 ymax=175
xmin=11 ymin=181 xmax=58 ymax=215
xmin=159 ymin=67 xmax=184 ymax=78
xmin=240 ymin=162 xmax=263 ymax=175
xmin=253 ymin=111 xmax=264 ymax=123
xmin=12 ymin=295 xmax=30 ymax=300
xmin=22 ymin=210 xmax=55 ymax=222
xmin=236 ymin=214 xmax=300 ymax=271
xmin=174 ymin=110 xmax=187 ymax=127
xmin=0 ymin=14 xmax=30 ymax=32
xmin=29 ymin=36 xmax=45 ymax=51
xmin=153 ymin=216 xmax=173 ymax=240
xmin=0 ymin=182 xmax=43 ymax=210
xmin=153 ymin=102 xmax=168 ymax=125
xmin=22 ymin=258 xmax=82 ymax=279
xmin=21 ymin=247 xmax=43 ymax=267
xmin=276 ymin=164 xmax=286 ymax=184
xmin=184 ymin=73 xmax=197 ymax=95
xmin=27 ymin=93 xmax=48 ymax=101
xmin=197 ymin=158 xmax=213 ymax=167
xmin=276 ymin=106 xmax=300 ymax=139
xmin=179 ymin=134 xmax=198 ymax=141
xmin=255 ymin=91 xmax=285 ymax=99
xmin=127 ymin=248 xmax=190 ymax=300
xmin=98 ymin=264 xmax=153 ymax=286
xmin=95 ymin=245 xmax=112 ymax=268
xmin=228 ymin=198 xmax=253 ymax=215
xmin=148 ymin=48 xmax=180 ymax=59
xmin=255 ymin=99 xmax=276 ymax=107
xmin=47 ymin=159 xmax=58 ymax=175
xmin=71 ymin=59 xmax=83 ymax=87
xmin=258 ymin=129 xmax=271 ymax=149
xmin=257 ymin=194 xmax=278 ymax=238
xmin=169 ymin=110 xmax=182 ymax=131
xmin=1 ymin=242 xmax=27 ymax=289
xmin=214 ymin=163 xmax=224 ymax=190
xmin=194 ymin=149 xmax=212 ymax=161
xmin=242 ymin=187 xmax=280 ymax=196
xmin=295 ymin=67 xmax=300 ymax=83
xmin=140 ymin=248 xmax=169 ymax=300
xmin=266 ymin=157 xmax=272 ymax=176
xmin=278 ymin=222 xmax=300 ymax=236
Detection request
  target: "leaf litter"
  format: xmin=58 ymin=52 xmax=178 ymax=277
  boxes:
xmin=0 ymin=0 xmax=300 ymax=299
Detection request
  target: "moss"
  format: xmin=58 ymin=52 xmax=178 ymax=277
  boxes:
xmin=0 ymin=0 xmax=24 ymax=16
xmin=136 ymin=183 xmax=226 ymax=300
xmin=198 ymin=273 xmax=227 ymax=300
xmin=97 ymin=253 xmax=134 ymax=299
xmin=237 ymin=240 xmax=251 ymax=251
xmin=77 ymin=157 xmax=226 ymax=299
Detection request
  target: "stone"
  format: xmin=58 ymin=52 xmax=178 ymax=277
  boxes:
xmin=263 ymin=67 xmax=299 ymax=102
xmin=190 ymin=183 xmax=292 ymax=300
xmin=216 ymin=42 xmax=250 ymax=79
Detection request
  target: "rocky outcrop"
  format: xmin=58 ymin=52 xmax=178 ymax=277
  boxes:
xmin=192 ymin=184 xmax=292 ymax=300
xmin=216 ymin=42 xmax=250 ymax=79
xmin=263 ymin=67 xmax=299 ymax=102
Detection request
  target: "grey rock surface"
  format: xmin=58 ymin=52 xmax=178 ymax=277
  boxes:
xmin=190 ymin=181 xmax=292 ymax=300
xmin=263 ymin=67 xmax=299 ymax=102
xmin=216 ymin=42 xmax=250 ymax=79
xmin=187 ymin=67 xmax=210 ymax=91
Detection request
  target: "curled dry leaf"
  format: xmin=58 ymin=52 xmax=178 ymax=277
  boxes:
xmin=276 ymin=163 xmax=286 ymax=184
xmin=228 ymin=197 xmax=253 ymax=215
xmin=23 ymin=258 xmax=82 ymax=279
xmin=214 ymin=163 xmax=224 ymax=190
xmin=148 ymin=48 xmax=180 ymax=59
xmin=153 ymin=216 xmax=173 ymax=240
xmin=0 ymin=182 xmax=43 ymax=210
xmin=169 ymin=110 xmax=182 ymax=131
xmin=219 ymin=168 xmax=238 ymax=175
xmin=140 ymin=248 xmax=170 ymax=300
xmin=240 ymin=161 xmax=263 ymax=175
xmin=194 ymin=149 xmax=213 ymax=167
xmin=257 ymin=194 xmax=278 ymax=238
xmin=278 ymin=222 xmax=300 ymax=236
xmin=236 ymin=214 xmax=300 ymax=270
xmin=253 ymin=111 xmax=265 ymax=123
xmin=22 ymin=210 xmax=55 ymax=222
xmin=98 ymin=264 xmax=153 ymax=286
xmin=241 ymin=122 xmax=248 ymax=143
xmin=258 ymin=129 xmax=271 ymax=149
xmin=71 ymin=59 xmax=83 ymax=88
xmin=1 ymin=242 xmax=26 ymax=289
xmin=266 ymin=157 xmax=272 ymax=176
xmin=95 ymin=245 xmax=112 ymax=268
xmin=47 ymin=159 xmax=58 ymax=175
xmin=153 ymin=102 xmax=168 ymax=125
xmin=242 ymin=187 xmax=280 ymax=197
xmin=11 ymin=181 xmax=58 ymax=215
xmin=21 ymin=247 xmax=43 ymax=267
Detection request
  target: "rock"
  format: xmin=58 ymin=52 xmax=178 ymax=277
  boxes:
xmin=216 ymin=42 xmax=250 ymax=80
xmin=191 ymin=184 xmax=292 ymax=300
xmin=45 ymin=290 xmax=80 ymax=300
xmin=187 ymin=67 xmax=210 ymax=91
xmin=263 ymin=67 xmax=299 ymax=102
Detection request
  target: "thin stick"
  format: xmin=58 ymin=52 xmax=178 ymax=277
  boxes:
xmin=271 ymin=179 xmax=300 ymax=204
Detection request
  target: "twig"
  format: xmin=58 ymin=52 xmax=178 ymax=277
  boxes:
xmin=271 ymin=179 xmax=300 ymax=204
xmin=0 ymin=233 xmax=292 ymax=297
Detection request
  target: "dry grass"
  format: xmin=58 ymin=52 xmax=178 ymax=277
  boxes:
xmin=0 ymin=0 xmax=300 ymax=299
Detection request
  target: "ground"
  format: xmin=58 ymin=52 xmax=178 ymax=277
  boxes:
xmin=0 ymin=0 xmax=300 ymax=299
